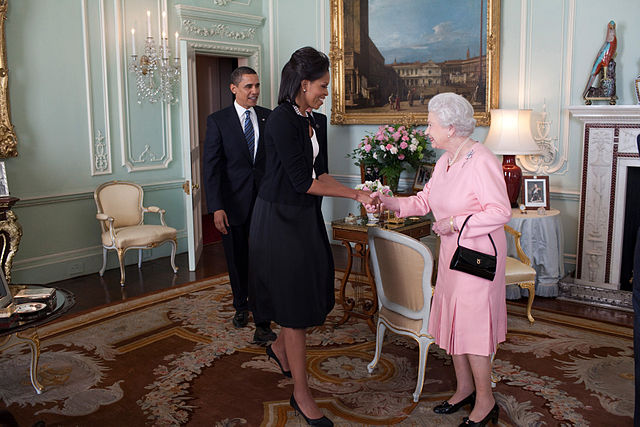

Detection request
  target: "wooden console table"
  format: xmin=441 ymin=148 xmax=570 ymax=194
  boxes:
xmin=331 ymin=216 xmax=431 ymax=331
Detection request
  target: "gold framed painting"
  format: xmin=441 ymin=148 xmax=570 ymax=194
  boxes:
xmin=329 ymin=0 xmax=500 ymax=127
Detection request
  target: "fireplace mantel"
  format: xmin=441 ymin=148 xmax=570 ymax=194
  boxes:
xmin=569 ymin=105 xmax=640 ymax=293
xmin=568 ymin=105 xmax=640 ymax=124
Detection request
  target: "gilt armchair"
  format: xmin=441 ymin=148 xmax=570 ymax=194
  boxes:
xmin=504 ymin=224 xmax=537 ymax=323
xmin=94 ymin=181 xmax=178 ymax=285
xmin=366 ymin=227 xmax=435 ymax=402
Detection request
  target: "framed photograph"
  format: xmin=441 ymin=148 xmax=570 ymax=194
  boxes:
xmin=522 ymin=176 xmax=550 ymax=210
xmin=329 ymin=0 xmax=500 ymax=126
xmin=0 ymin=162 xmax=9 ymax=196
xmin=413 ymin=163 xmax=435 ymax=192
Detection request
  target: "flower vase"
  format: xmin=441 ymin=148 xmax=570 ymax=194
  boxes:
xmin=385 ymin=175 xmax=400 ymax=195
xmin=366 ymin=212 xmax=379 ymax=224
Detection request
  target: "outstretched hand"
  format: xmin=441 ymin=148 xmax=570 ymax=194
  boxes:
xmin=354 ymin=189 xmax=377 ymax=205
xmin=365 ymin=191 xmax=401 ymax=213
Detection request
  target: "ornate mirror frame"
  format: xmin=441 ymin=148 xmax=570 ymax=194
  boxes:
xmin=0 ymin=0 xmax=17 ymax=157
xmin=329 ymin=0 xmax=500 ymax=127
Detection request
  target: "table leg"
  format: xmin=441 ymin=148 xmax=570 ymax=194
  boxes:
xmin=335 ymin=241 xmax=355 ymax=328
xmin=335 ymin=240 xmax=377 ymax=332
xmin=1 ymin=329 xmax=44 ymax=394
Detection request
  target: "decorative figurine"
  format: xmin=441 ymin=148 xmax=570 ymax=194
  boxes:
xmin=635 ymin=73 xmax=640 ymax=105
xmin=519 ymin=204 xmax=527 ymax=215
xmin=583 ymin=20 xmax=617 ymax=105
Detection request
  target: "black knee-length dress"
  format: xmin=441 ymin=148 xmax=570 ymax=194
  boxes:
xmin=248 ymin=102 xmax=335 ymax=328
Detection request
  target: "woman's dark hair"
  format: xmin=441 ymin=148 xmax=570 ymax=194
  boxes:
xmin=277 ymin=47 xmax=330 ymax=105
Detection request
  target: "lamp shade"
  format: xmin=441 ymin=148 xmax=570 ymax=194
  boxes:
xmin=483 ymin=109 xmax=541 ymax=155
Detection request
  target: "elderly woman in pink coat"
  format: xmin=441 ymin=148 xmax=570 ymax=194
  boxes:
xmin=370 ymin=93 xmax=511 ymax=427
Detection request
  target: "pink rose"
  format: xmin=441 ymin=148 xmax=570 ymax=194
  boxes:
xmin=392 ymin=132 xmax=401 ymax=141
xmin=398 ymin=154 xmax=405 ymax=160
xmin=399 ymin=126 xmax=405 ymax=131
xmin=401 ymin=135 xmax=409 ymax=141
xmin=364 ymin=144 xmax=372 ymax=152
xmin=400 ymin=141 xmax=408 ymax=149
xmin=386 ymin=143 xmax=394 ymax=151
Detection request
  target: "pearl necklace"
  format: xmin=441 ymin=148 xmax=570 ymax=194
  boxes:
xmin=447 ymin=137 xmax=471 ymax=167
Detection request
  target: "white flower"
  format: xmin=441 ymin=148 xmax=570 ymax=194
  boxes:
xmin=373 ymin=152 xmax=378 ymax=159
xmin=390 ymin=146 xmax=398 ymax=154
xmin=409 ymin=144 xmax=417 ymax=152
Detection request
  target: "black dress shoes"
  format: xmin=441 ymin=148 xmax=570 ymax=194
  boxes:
xmin=433 ymin=391 xmax=476 ymax=414
xmin=253 ymin=324 xmax=277 ymax=344
xmin=459 ymin=403 xmax=499 ymax=426
xmin=266 ymin=344 xmax=292 ymax=378
xmin=232 ymin=310 xmax=249 ymax=328
xmin=290 ymin=395 xmax=333 ymax=426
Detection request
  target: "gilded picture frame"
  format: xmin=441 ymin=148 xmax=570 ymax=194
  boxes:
xmin=0 ymin=0 xmax=17 ymax=157
xmin=329 ymin=0 xmax=500 ymax=127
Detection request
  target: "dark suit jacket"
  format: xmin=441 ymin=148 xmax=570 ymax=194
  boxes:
xmin=203 ymin=104 xmax=271 ymax=225
xmin=258 ymin=102 xmax=329 ymax=206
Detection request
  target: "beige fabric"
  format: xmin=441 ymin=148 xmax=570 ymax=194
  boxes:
xmin=379 ymin=306 xmax=427 ymax=334
xmin=372 ymin=237 xmax=424 ymax=312
xmin=102 ymin=225 xmax=177 ymax=248
xmin=97 ymin=183 xmax=143 ymax=229
xmin=505 ymin=256 xmax=536 ymax=284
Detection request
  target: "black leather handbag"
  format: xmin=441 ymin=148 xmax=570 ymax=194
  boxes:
xmin=449 ymin=215 xmax=497 ymax=281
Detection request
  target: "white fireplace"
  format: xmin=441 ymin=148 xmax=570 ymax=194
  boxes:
xmin=568 ymin=106 xmax=640 ymax=292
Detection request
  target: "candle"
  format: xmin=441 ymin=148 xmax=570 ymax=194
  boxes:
xmin=174 ymin=32 xmax=179 ymax=57
xmin=162 ymin=32 xmax=167 ymax=58
xmin=131 ymin=28 xmax=136 ymax=56
xmin=146 ymin=10 xmax=151 ymax=38
xmin=162 ymin=11 xmax=167 ymax=38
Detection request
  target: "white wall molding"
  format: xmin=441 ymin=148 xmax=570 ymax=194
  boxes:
xmin=116 ymin=0 xmax=173 ymax=172
xmin=567 ymin=105 xmax=640 ymax=123
xmin=176 ymin=4 xmax=264 ymax=27
xmin=518 ymin=0 xmax=574 ymax=176
xmin=14 ymin=180 xmax=184 ymax=208
xmin=81 ymin=0 xmax=113 ymax=176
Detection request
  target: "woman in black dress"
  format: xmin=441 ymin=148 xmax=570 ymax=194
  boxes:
xmin=249 ymin=47 xmax=374 ymax=425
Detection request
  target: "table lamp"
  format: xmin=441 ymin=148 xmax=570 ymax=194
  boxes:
xmin=483 ymin=109 xmax=541 ymax=207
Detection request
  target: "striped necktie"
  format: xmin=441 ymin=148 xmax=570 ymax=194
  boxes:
xmin=244 ymin=110 xmax=254 ymax=162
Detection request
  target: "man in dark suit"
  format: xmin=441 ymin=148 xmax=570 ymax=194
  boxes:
xmin=203 ymin=66 xmax=275 ymax=344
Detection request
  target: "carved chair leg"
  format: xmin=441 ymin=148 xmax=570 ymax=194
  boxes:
xmin=99 ymin=247 xmax=108 ymax=277
xmin=520 ymin=282 xmax=536 ymax=324
xmin=169 ymin=239 xmax=178 ymax=273
xmin=117 ymin=248 xmax=126 ymax=286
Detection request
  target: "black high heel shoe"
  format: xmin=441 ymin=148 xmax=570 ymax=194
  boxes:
xmin=433 ymin=391 xmax=476 ymax=414
xmin=290 ymin=395 xmax=333 ymax=426
xmin=459 ymin=403 xmax=499 ymax=426
xmin=266 ymin=345 xmax=292 ymax=378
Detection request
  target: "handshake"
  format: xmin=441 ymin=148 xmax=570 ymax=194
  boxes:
xmin=355 ymin=191 xmax=401 ymax=214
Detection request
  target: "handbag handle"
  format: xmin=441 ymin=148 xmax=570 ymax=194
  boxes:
xmin=456 ymin=214 xmax=497 ymax=257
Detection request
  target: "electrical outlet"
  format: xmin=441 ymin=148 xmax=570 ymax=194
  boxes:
xmin=69 ymin=262 xmax=84 ymax=275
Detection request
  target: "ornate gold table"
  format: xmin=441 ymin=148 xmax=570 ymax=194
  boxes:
xmin=0 ymin=287 xmax=74 ymax=394
xmin=331 ymin=216 xmax=431 ymax=331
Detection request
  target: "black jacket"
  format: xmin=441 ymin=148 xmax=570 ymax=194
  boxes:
xmin=203 ymin=104 xmax=271 ymax=225
xmin=258 ymin=102 xmax=329 ymax=206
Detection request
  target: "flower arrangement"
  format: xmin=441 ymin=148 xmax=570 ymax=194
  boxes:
xmin=348 ymin=124 xmax=434 ymax=191
xmin=355 ymin=179 xmax=393 ymax=196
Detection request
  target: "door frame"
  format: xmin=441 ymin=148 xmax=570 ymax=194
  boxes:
xmin=179 ymin=39 xmax=262 ymax=271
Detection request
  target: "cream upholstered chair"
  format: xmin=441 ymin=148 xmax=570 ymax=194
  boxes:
xmin=366 ymin=227 xmax=435 ymax=403
xmin=504 ymin=224 xmax=536 ymax=323
xmin=94 ymin=181 xmax=178 ymax=285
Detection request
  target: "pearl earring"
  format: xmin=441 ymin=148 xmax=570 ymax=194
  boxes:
xmin=303 ymin=89 xmax=307 ymax=92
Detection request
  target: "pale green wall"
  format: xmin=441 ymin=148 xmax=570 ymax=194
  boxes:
xmin=5 ymin=0 xmax=640 ymax=284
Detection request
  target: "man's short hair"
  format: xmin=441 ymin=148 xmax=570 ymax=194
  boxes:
xmin=230 ymin=66 xmax=258 ymax=86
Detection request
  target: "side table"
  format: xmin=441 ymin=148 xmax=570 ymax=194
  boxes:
xmin=0 ymin=286 xmax=74 ymax=394
xmin=332 ymin=216 xmax=431 ymax=331
xmin=506 ymin=208 xmax=564 ymax=299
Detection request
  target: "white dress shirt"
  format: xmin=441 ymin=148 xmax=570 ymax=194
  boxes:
xmin=234 ymin=101 xmax=260 ymax=160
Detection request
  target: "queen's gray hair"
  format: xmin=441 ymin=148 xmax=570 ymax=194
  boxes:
xmin=428 ymin=92 xmax=476 ymax=137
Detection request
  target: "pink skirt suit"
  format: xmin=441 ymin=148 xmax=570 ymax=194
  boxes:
xmin=396 ymin=143 xmax=511 ymax=356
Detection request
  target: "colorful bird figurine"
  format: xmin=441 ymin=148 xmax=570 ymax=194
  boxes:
xmin=582 ymin=20 xmax=617 ymax=99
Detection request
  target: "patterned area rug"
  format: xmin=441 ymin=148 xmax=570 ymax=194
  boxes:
xmin=0 ymin=275 xmax=633 ymax=426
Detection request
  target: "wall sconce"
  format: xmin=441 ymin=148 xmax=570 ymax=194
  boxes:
xmin=483 ymin=109 xmax=541 ymax=207
xmin=128 ymin=10 xmax=181 ymax=104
